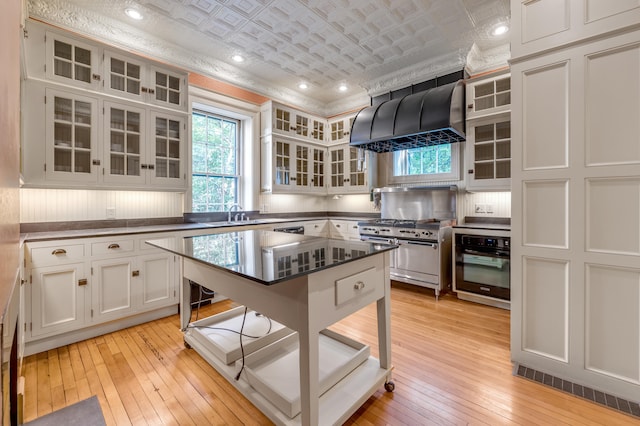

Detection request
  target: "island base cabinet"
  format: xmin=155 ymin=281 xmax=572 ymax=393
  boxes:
xmin=30 ymin=263 xmax=88 ymax=338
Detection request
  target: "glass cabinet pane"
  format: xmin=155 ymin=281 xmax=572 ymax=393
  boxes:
xmin=495 ymin=160 xmax=510 ymax=179
xmin=53 ymin=39 xmax=93 ymax=83
xmin=296 ymin=116 xmax=309 ymax=137
xmin=475 ymin=81 xmax=494 ymax=97
xmin=109 ymin=57 xmax=141 ymax=95
xmin=475 ymin=123 xmax=494 ymax=142
xmin=153 ymin=116 xmax=181 ymax=180
xmin=108 ymin=107 xmax=141 ymax=176
xmin=474 ymin=162 xmax=494 ymax=179
xmin=275 ymin=109 xmax=290 ymax=132
xmin=52 ymin=94 xmax=93 ymax=175
xmin=475 ymin=144 xmax=494 ymax=161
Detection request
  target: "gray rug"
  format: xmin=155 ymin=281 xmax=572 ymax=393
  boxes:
xmin=25 ymin=396 xmax=106 ymax=426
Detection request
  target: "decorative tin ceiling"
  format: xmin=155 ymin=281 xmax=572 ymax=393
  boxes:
xmin=27 ymin=0 xmax=510 ymax=115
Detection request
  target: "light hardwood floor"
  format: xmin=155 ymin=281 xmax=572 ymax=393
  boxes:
xmin=23 ymin=282 xmax=638 ymax=425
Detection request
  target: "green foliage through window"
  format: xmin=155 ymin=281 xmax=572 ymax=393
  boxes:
xmin=192 ymin=110 xmax=239 ymax=212
xmin=393 ymin=145 xmax=452 ymax=176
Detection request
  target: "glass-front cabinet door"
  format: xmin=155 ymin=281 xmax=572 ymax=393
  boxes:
xmin=310 ymin=147 xmax=325 ymax=189
xmin=150 ymin=66 xmax=185 ymax=110
xmin=104 ymin=51 xmax=143 ymax=101
xmin=348 ymin=147 xmax=367 ymax=187
xmin=274 ymin=140 xmax=292 ymax=187
xmin=295 ymin=144 xmax=309 ymax=187
xmin=45 ymin=88 xmax=99 ymax=183
xmin=46 ymin=33 xmax=100 ymax=90
xmin=329 ymin=147 xmax=345 ymax=189
xmin=149 ymin=111 xmax=185 ymax=187
xmin=466 ymin=115 xmax=511 ymax=190
xmin=103 ymin=101 xmax=146 ymax=185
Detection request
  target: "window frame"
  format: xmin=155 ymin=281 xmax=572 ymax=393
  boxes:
xmin=389 ymin=142 xmax=461 ymax=185
xmin=190 ymin=108 xmax=242 ymax=213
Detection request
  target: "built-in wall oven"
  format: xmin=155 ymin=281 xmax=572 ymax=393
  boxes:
xmin=454 ymin=231 xmax=510 ymax=305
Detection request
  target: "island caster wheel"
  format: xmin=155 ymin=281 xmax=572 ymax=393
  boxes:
xmin=184 ymin=340 xmax=191 ymax=349
xmin=384 ymin=381 xmax=395 ymax=392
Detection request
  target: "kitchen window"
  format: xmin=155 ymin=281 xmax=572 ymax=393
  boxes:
xmin=191 ymin=110 xmax=240 ymax=212
xmin=391 ymin=143 xmax=460 ymax=182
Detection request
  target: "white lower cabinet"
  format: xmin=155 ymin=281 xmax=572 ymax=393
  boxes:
xmin=91 ymin=257 xmax=134 ymax=323
xmin=24 ymin=233 xmax=178 ymax=352
xmin=329 ymin=219 xmax=360 ymax=241
xmin=138 ymin=251 xmax=176 ymax=310
xmin=30 ymin=263 xmax=88 ymax=338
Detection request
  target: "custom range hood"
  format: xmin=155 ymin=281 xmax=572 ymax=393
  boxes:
xmin=350 ymin=80 xmax=465 ymax=153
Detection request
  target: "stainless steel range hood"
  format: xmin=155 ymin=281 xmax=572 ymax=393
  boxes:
xmin=349 ymin=80 xmax=465 ymax=153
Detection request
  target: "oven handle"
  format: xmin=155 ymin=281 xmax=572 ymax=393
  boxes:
xmin=462 ymin=248 xmax=510 ymax=258
xmin=401 ymin=240 xmax=438 ymax=248
xmin=361 ymin=236 xmax=396 ymax=245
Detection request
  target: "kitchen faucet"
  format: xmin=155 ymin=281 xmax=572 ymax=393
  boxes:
xmin=228 ymin=203 xmax=243 ymax=222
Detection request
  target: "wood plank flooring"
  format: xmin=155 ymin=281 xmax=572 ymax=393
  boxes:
xmin=23 ymin=282 xmax=638 ymax=425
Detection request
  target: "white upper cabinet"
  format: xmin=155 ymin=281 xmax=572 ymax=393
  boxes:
xmin=465 ymin=72 xmax=511 ymax=191
xmin=328 ymin=145 xmax=369 ymax=194
xmin=465 ymin=114 xmax=511 ymax=191
xmin=511 ymin=0 xmax=640 ymax=59
xmin=21 ymin=22 xmax=188 ymax=191
xmin=45 ymin=32 xmax=102 ymax=90
xmin=261 ymin=101 xmax=327 ymax=144
xmin=466 ymin=73 xmax=511 ymax=120
xmin=262 ymin=136 xmax=326 ymax=193
xmin=327 ymin=113 xmax=356 ymax=145
xmin=104 ymin=50 xmax=187 ymax=111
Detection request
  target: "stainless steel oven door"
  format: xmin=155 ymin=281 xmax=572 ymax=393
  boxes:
xmin=391 ymin=239 xmax=439 ymax=285
xmin=456 ymin=248 xmax=510 ymax=300
xmin=360 ymin=235 xmax=397 ymax=268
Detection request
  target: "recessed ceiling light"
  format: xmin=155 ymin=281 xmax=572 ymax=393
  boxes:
xmin=492 ymin=24 xmax=509 ymax=36
xmin=338 ymin=84 xmax=348 ymax=92
xmin=125 ymin=8 xmax=143 ymax=20
xmin=232 ymin=54 xmax=245 ymax=63
xmin=298 ymin=83 xmax=308 ymax=90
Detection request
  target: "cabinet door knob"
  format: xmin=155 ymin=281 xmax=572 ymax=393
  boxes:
xmin=132 ymin=270 xmax=140 ymax=277
xmin=78 ymin=278 xmax=88 ymax=286
xmin=354 ymin=281 xmax=365 ymax=290
xmin=51 ymin=249 xmax=67 ymax=255
xmin=108 ymin=243 xmax=120 ymax=249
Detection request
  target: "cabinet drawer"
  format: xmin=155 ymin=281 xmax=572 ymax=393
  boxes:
xmin=30 ymin=243 xmax=85 ymax=266
xmin=335 ymin=267 xmax=378 ymax=306
xmin=91 ymin=239 xmax=135 ymax=256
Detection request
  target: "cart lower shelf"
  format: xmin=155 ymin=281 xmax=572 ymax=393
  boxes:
xmin=184 ymin=330 xmax=392 ymax=425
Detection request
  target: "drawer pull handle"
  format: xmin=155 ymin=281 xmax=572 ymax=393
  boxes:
xmin=354 ymin=281 xmax=365 ymax=290
xmin=132 ymin=270 xmax=140 ymax=277
xmin=51 ymin=249 xmax=67 ymax=255
xmin=108 ymin=243 xmax=120 ymax=249
xmin=78 ymin=278 xmax=88 ymax=286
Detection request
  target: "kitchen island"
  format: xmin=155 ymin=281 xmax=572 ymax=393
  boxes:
xmin=147 ymin=230 xmax=396 ymax=426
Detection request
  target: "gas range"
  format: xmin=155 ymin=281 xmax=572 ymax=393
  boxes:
xmin=357 ymin=219 xmax=455 ymax=242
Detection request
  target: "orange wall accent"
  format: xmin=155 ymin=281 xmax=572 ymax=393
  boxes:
xmin=189 ymin=73 xmax=270 ymax=105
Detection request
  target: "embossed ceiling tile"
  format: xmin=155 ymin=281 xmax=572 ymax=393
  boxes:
xmin=228 ymin=0 xmax=269 ymax=18
xmin=213 ymin=6 xmax=249 ymax=29
xmin=176 ymin=6 xmax=208 ymax=26
xmin=144 ymin=0 xmax=180 ymax=16
xmin=305 ymin=0 xmax=352 ymax=21
xmin=189 ymin=0 xmax=220 ymax=14
xmin=252 ymin=5 xmax=289 ymax=32
xmin=203 ymin=19 xmax=234 ymax=38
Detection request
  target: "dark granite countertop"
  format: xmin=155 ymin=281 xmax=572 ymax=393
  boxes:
xmin=147 ymin=229 xmax=396 ymax=285
xmin=20 ymin=216 xmax=375 ymax=243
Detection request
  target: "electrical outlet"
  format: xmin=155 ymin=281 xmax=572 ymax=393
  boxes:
xmin=486 ymin=204 xmax=494 ymax=214
xmin=475 ymin=203 xmax=486 ymax=214
xmin=106 ymin=207 xmax=116 ymax=219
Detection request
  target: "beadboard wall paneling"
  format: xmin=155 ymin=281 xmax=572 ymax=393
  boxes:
xmin=259 ymin=193 xmax=328 ymax=214
xmin=20 ymin=189 xmax=184 ymax=223
xmin=328 ymin=194 xmax=378 ymax=213
xmin=460 ymin=191 xmax=511 ymax=219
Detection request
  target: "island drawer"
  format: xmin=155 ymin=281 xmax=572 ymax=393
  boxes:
xmin=335 ymin=266 xmax=378 ymax=306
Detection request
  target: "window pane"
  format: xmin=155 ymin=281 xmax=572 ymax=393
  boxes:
xmin=393 ymin=144 xmax=452 ymax=177
xmin=192 ymin=110 xmax=240 ymax=212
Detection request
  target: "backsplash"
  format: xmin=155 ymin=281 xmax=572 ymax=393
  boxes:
xmin=459 ymin=192 xmax=511 ymax=219
xmin=20 ymin=189 xmax=184 ymax=223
